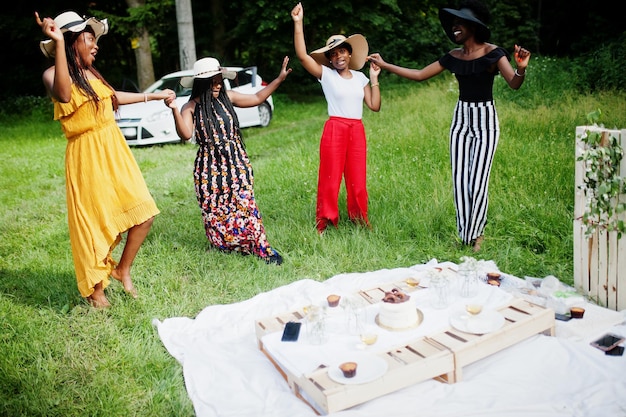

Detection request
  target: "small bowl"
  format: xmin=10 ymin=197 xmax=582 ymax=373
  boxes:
xmin=570 ymin=306 xmax=585 ymax=319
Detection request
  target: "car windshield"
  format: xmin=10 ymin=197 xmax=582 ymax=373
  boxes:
xmin=149 ymin=77 xmax=191 ymax=97
xmin=145 ymin=67 xmax=256 ymax=98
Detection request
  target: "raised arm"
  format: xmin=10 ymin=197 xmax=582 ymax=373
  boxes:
xmin=291 ymin=2 xmax=323 ymax=80
xmin=363 ymin=62 xmax=381 ymax=112
xmin=36 ymin=12 xmax=72 ymax=102
xmin=497 ymin=44 xmax=531 ymax=90
xmin=228 ymin=56 xmax=292 ymax=108
xmin=367 ymin=53 xmax=444 ymax=82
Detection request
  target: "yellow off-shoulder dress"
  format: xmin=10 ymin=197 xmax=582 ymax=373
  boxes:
xmin=53 ymin=79 xmax=160 ymax=298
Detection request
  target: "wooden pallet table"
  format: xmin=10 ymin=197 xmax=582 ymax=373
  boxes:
xmin=427 ymin=298 xmax=555 ymax=382
xmin=254 ymin=297 xmax=555 ymax=415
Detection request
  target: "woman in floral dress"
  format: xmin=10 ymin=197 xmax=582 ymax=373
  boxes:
xmin=167 ymin=57 xmax=291 ymax=264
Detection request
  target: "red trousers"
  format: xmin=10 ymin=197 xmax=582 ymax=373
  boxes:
xmin=316 ymin=116 xmax=369 ymax=231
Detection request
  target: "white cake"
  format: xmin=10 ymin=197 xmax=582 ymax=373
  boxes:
xmin=378 ymin=289 xmax=418 ymax=329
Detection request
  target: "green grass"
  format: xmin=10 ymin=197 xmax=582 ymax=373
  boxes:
xmin=1 ymin=61 xmax=625 ymax=415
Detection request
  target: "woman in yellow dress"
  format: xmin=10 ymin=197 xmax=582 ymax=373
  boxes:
xmin=35 ymin=11 xmax=174 ymax=308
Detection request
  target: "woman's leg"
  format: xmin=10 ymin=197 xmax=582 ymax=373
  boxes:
xmin=87 ymin=281 xmax=110 ymax=308
xmin=450 ymin=101 xmax=499 ymax=246
xmin=110 ymin=216 xmax=155 ymax=297
xmin=316 ymin=118 xmax=348 ymax=232
xmin=344 ymin=120 xmax=369 ymax=225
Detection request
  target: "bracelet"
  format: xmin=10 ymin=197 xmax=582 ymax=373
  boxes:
xmin=371 ymin=83 xmax=379 ymax=87
xmin=144 ymin=93 xmax=148 ymax=103
xmin=514 ymin=69 xmax=526 ymax=77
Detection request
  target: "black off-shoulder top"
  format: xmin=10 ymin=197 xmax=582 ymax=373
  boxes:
xmin=439 ymin=47 xmax=510 ymax=102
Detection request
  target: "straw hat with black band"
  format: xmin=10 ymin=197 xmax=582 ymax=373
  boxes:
xmin=310 ymin=34 xmax=368 ymax=71
xmin=39 ymin=11 xmax=108 ymax=58
xmin=438 ymin=7 xmax=491 ymax=43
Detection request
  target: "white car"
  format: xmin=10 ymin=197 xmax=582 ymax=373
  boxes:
xmin=116 ymin=66 xmax=274 ymax=146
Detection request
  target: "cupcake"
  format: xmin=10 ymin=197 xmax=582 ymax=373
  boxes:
xmin=339 ymin=362 xmax=357 ymax=378
xmin=486 ymin=272 xmax=501 ymax=286
xmin=570 ymin=306 xmax=585 ymax=319
xmin=327 ymin=294 xmax=341 ymax=307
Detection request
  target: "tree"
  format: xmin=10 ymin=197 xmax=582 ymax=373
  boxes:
xmin=175 ymin=0 xmax=196 ymax=71
xmin=125 ymin=0 xmax=157 ymax=91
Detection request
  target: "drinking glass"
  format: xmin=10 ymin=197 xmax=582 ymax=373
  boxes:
xmin=305 ymin=305 xmax=328 ymax=345
xmin=430 ymin=273 xmax=450 ymax=309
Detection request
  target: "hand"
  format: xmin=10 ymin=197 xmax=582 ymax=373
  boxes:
xmin=278 ymin=56 xmax=293 ymax=81
xmin=164 ymin=94 xmax=177 ymax=109
xmin=369 ymin=62 xmax=381 ymax=77
xmin=367 ymin=53 xmax=386 ymax=68
xmin=35 ymin=11 xmax=62 ymax=43
xmin=514 ymin=44 xmax=531 ymax=69
xmin=291 ymin=2 xmax=303 ymax=22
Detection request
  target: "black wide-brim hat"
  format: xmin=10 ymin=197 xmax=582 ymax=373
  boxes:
xmin=439 ymin=7 xmax=491 ymax=43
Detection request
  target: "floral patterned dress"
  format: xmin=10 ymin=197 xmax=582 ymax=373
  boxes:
xmin=192 ymin=98 xmax=278 ymax=261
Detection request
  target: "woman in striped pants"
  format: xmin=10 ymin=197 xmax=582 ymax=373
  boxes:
xmin=368 ymin=0 xmax=530 ymax=251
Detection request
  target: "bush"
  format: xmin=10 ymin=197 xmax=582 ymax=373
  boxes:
xmin=573 ymin=35 xmax=626 ymax=92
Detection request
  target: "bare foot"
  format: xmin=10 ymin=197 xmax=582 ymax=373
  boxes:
xmin=110 ymin=268 xmax=138 ymax=298
xmin=87 ymin=290 xmax=111 ymax=309
xmin=473 ymin=235 xmax=484 ymax=252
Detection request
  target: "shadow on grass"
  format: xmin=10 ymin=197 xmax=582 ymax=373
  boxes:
xmin=0 ymin=267 xmax=81 ymax=312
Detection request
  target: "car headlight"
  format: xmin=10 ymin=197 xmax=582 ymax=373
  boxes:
xmin=121 ymin=127 xmax=137 ymax=139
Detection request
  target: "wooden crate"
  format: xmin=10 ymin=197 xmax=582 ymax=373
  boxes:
xmin=255 ymin=298 xmax=554 ymax=415
xmin=574 ymin=126 xmax=626 ymax=311
xmin=427 ymin=298 xmax=555 ymax=381
xmin=292 ymin=340 xmax=454 ymax=414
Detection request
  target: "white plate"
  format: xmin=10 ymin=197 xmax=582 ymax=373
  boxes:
xmin=327 ymin=353 xmax=388 ymax=385
xmin=449 ymin=309 xmax=505 ymax=334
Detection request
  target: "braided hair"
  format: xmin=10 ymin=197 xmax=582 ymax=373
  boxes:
xmin=63 ymin=27 xmax=119 ymax=111
xmin=191 ymin=77 xmax=242 ymax=138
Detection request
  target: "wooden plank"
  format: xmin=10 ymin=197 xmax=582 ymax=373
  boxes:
xmin=618 ymin=236 xmax=626 ymax=311
xmin=618 ymin=129 xmax=626 ymax=311
xmin=598 ymin=229 xmax=609 ymax=307
xmin=574 ymin=126 xmax=587 ymax=219
xmin=296 ymin=343 xmax=455 ymax=414
xmin=608 ymin=231 xmax=618 ymax=310
xmin=589 ymin=230 xmax=600 ymax=304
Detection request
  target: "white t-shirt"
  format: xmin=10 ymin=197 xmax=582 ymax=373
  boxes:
xmin=319 ymin=65 xmax=369 ymax=120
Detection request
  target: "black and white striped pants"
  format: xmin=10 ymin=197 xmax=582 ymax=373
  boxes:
xmin=449 ymin=100 xmax=499 ymax=245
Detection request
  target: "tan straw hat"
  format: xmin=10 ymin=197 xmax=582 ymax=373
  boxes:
xmin=40 ymin=11 xmax=108 ymax=58
xmin=310 ymin=34 xmax=368 ymax=70
xmin=180 ymin=57 xmax=237 ymax=88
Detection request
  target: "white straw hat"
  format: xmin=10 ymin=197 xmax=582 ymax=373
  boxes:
xmin=180 ymin=58 xmax=236 ymax=88
xmin=40 ymin=11 xmax=108 ymax=58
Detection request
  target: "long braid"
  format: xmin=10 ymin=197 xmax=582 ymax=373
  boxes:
xmin=64 ymin=29 xmax=119 ymax=112
xmin=192 ymin=78 xmax=242 ymax=139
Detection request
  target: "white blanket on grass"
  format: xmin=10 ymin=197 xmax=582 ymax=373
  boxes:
xmin=154 ymin=260 xmax=626 ymax=417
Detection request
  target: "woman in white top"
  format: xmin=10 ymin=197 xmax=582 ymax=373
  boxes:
xmin=291 ymin=2 xmax=381 ymax=233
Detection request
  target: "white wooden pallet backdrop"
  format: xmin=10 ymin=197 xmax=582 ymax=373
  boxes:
xmin=574 ymin=126 xmax=626 ymax=311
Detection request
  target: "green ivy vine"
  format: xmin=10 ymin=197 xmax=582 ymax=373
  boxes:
xmin=577 ymin=109 xmax=626 ymax=238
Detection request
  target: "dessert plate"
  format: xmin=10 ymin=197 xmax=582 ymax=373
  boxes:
xmin=327 ymin=353 xmax=388 ymax=385
xmin=449 ymin=309 xmax=505 ymax=334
